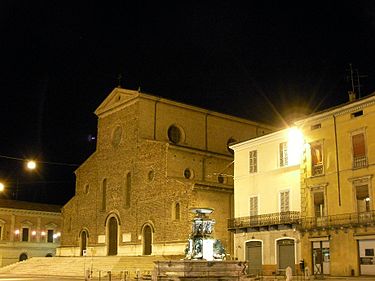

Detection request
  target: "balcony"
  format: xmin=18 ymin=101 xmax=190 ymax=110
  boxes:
xmin=353 ymin=156 xmax=368 ymax=169
xmin=228 ymin=211 xmax=300 ymax=231
xmin=301 ymin=211 xmax=375 ymax=230
xmin=312 ymin=163 xmax=324 ymax=176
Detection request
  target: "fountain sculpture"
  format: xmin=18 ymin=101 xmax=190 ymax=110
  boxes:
xmin=152 ymin=208 xmax=248 ymax=280
xmin=184 ymin=207 xmax=226 ymax=261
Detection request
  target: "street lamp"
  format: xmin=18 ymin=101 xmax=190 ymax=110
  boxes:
xmin=0 ymin=160 xmax=38 ymax=199
xmin=26 ymin=160 xmax=37 ymax=170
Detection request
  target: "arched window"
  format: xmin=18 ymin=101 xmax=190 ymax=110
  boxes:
xmin=19 ymin=253 xmax=28 ymax=261
xmin=102 ymin=179 xmax=107 ymax=211
xmin=175 ymin=203 xmax=181 ymax=220
xmin=124 ymin=172 xmax=131 ymax=208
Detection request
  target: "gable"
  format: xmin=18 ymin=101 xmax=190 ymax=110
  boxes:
xmin=95 ymin=87 xmax=140 ymax=117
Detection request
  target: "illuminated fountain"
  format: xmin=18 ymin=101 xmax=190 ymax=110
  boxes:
xmin=185 ymin=208 xmax=226 ymax=261
xmin=152 ymin=208 xmax=248 ymax=281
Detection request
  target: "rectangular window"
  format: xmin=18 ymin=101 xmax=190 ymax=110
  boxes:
xmin=280 ymin=191 xmax=290 ymax=212
xmin=351 ymin=110 xmax=363 ymax=118
xmin=249 ymin=150 xmax=257 ymax=173
xmin=250 ymin=196 xmax=258 ymax=217
xmin=352 ymin=133 xmax=367 ymax=168
xmin=313 ymin=192 xmax=325 ymax=217
xmin=22 ymin=228 xmax=29 ymax=242
xmin=365 ymin=249 xmax=374 ymax=256
xmin=356 ymin=185 xmax=370 ymax=213
xmin=47 ymin=229 xmax=54 ymax=243
xmin=311 ymin=142 xmax=324 ymax=176
xmin=311 ymin=123 xmax=321 ymax=130
xmin=279 ymin=142 xmax=288 ymax=167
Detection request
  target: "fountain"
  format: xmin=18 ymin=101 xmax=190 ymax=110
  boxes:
xmin=152 ymin=208 xmax=248 ymax=280
xmin=184 ymin=208 xmax=225 ymax=261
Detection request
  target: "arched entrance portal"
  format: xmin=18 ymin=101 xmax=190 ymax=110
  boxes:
xmin=19 ymin=253 xmax=28 ymax=261
xmin=108 ymin=217 xmax=118 ymax=256
xmin=80 ymin=230 xmax=88 ymax=256
xmin=143 ymin=225 xmax=152 ymax=255
xmin=277 ymin=239 xmax=295 ymax=273
xmin=245 ymin=241 xmax=262 ymax=275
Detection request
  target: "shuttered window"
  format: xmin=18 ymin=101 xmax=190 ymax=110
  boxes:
xmin=279 ymin=142 xmax=288 ymax=167
xmin=352 ymin=133 xmax=367 ymax=168
xmin=352 ymin=133 xmax=365 ymax=157
xmin=280 ymin=191 xmax=290 ymax=212
xmin=250 ymin=196 xmax=258 ymax=217
xmin=249 ymin=150 xmax=257 ymax=173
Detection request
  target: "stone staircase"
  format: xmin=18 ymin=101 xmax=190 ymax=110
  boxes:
xmin=0 ymin=255 xmax=182 ymax=279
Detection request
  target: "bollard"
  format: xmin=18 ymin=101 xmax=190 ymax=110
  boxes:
xmin=107 ymin=270 xmax=112 ymax=281
xmin=85 ymin=269 xmax=92 ymax=281
xmin=135 ymin=269 xmax=140 ymax=280
xmin=121 ymin=270 xmax=129 ymax=281
xmin=99 ymin=270 xmax=101 ymax=281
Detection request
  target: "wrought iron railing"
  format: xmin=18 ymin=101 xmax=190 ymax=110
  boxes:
xmin=301 ymin=210 xmax=375 ymax=230
xmin=227 ymin=211 xmax=300 ymax=230
xmin=312 ymin=163 xmax=324 ymax=176
xmin=353 ymin=156 xmax=368 ymax=169
xmin=228 ymin=210 xmax=375 ymax=231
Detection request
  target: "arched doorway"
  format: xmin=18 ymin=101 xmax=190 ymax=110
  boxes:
xmin=143 ymin=225 xmax=152 ymax=255
xmin=19 ymin=253 xmax=28 ymax=261
xmin=80 ymin=230 xmax=88 ymax=256
xmin=245 ymin=241 xmax=262 ymax=275
xmin=277 ymin=239 xmax=295 ymax=273
xmin=108 ymin=217 xmax=118 ymax=256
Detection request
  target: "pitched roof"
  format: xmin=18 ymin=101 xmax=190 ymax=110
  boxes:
xmin=0 ymin=199 xmax=62 ymax=213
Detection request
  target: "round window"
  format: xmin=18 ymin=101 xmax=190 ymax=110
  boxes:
xmin=184 ymin=168 xmax=194 ymax=179
xmin=168 ymin=125 xmax=182 ymax=144
xmin=112 ymin=125 xmax=123 ymax=147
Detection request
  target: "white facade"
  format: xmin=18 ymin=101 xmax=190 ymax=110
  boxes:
xmin=230 ymin=128 xmax=303 ymax=275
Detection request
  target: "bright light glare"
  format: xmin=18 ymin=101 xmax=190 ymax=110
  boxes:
xmin=287 ymin=127 xmax=304 ymax=165
xmin=41 ymin=231 xmax=46 ymax=236
xmin=0 ymin=183 xmax=4 ymax=192
xmin=32 ymin=231 xmax=37 ymax=236
xmin=26 ymin=160 xmax=37 ymax=170
xmin=15 ymin=229 xmax=20 ymax=235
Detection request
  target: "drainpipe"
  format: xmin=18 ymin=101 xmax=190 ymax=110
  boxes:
xmin=333 ymin=115 xmax=341 ymax=206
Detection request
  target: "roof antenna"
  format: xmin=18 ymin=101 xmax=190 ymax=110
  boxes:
xmin=117 ymin=73 xmax=123 ymax=88
xmin=346 ymin=64 xmax=367 ymax=100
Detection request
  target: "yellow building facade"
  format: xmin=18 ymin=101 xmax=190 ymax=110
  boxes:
xmin=0 ymin=199 xmax=62 ymax=267
xmin=297 ymin=94 xmax=375 ymax=276
xmin=229 ymin=128 xmax=303 ymax=276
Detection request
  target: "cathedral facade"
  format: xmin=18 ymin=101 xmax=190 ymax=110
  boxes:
xmin=58 ymin=87 xmax=273 ymax=257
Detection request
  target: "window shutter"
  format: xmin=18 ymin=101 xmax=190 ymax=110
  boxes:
xmin=280 ymin=191 xmax=290 ymax=212
xmin=250 ymin=196 xmax=258 ymax=217
xmin=352 ymin=133 xmax=365 ymax=157
xmin=249 ymin=150 xmax=257 ymax=173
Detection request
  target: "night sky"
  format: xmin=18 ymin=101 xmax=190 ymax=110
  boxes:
xmin=1 ymin=1 xmax=375 ymax=205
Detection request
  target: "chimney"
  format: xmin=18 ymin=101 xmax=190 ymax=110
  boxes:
xmin=348 ymin=91 xmax=356 ymax=102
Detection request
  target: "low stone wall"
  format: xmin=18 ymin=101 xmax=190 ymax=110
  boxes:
xmin=152 ymin=260 xmax=248 ymax=280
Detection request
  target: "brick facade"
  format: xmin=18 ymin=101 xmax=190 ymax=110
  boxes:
xmin=58 ymin=87 xmax=274 ymax=257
